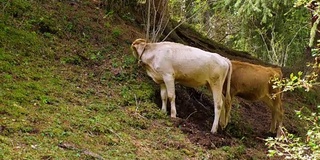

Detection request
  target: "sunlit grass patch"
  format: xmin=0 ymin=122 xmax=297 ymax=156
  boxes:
xmin=2 ymin=1 xmax=316 ymax=159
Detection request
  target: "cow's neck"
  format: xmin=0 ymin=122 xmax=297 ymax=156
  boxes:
xmin=138 ymin=47 xmax=146 ymax=65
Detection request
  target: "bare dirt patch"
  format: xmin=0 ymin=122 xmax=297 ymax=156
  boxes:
xmin=155 ymin=85 xmax=295 ymax=159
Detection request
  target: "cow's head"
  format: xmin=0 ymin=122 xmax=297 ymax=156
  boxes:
xmin=131 ymin=38 xmax=147 ymax=60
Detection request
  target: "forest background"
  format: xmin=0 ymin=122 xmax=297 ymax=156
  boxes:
xmin=0 ymin=0 xmax=319 ymax=159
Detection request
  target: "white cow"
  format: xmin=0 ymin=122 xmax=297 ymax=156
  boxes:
xmin=131 ymin=38 xmax=232 ymax=133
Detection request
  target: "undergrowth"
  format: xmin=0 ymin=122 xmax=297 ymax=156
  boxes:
xmin=0 ymin=1 xmax=204 ymax=159
xmin=0 ymin=0 xmax=316 ymax=159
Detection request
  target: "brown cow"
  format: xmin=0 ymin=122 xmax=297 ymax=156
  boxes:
xmin=222 ymin=60 xmax=284 ymax=137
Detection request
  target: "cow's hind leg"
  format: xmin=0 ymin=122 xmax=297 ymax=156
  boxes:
xmin=262 ymin=95 xmax=283 ymax=135
xmin=223 ymin=92 xmax=235 ymax=128
xmin=209 ymin=83 xmax=224 ymax=134
xmin=262 ymin=96 xmax=277 ymax=133
xmin=273 ymin=95 xmax=284 ymax=137
xmin=219 ymin=95 xmax=227 ymax=129
xmin=163 ymin=75 xmax=176 ymax=118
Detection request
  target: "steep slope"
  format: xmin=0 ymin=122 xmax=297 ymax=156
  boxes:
xmin=0 ymin=1 xmax=319 ymax=159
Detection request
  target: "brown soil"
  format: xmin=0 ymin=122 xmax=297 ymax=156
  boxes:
xmin=9 ymin=1 xmax=316 ymax=160
xmin=155 ymin=85 xmax=299 ymax=159
xmin=40 ymin=1 xmax=315 ymax=158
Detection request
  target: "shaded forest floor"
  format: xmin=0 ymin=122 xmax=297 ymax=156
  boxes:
xmin=0 ymin=1 xmax=319 ymax=159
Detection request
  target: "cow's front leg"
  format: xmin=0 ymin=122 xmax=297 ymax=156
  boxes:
xmin=163 ymin=75 xmax=176 ymax=118
xmin=160 ymin=83 xmax=168 ymax=113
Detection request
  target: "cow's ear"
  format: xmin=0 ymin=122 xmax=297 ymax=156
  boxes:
xmin=133 ymin=41 xmax=146 ymax=56
xmin=131 ymin=39 xmax=147 ymax=59
xmin=131 ymin=43 xmax=139 ymax=59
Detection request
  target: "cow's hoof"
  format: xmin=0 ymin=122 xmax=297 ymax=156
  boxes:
xmin=211 ymin=129 xmax=218 ymax=134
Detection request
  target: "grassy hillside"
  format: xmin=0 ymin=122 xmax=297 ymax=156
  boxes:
xmin=0 ymin=1 xmax=319 ymax=159
xmin=0 ymin=1 xmax=205 ymax=159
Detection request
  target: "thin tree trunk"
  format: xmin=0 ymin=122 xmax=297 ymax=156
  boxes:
xmin=185 ymin=0 xmax=193 ymax=23
xmin=307 ymin=1 xmax=319 ymax=61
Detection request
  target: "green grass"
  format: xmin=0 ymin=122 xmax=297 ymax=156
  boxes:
xmin=0 ymin=1 xmax=205 ymax=159
xmin=0 ymin=1 xmax=316 ymax=159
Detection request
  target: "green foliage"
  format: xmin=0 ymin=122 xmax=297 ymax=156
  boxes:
xmin=60 ymin=55 xmax=82 ymax=65
xmin=168 ymin=0 xmax=309 ymax=66
xmin=112 ymin=27 xmax=122 ymax=38
xmin=1 ymin=1 xmax=208 ymax=158
xmin=121 ymin=12 xmax=135 ymax=22
xmin=221 ymin=145 xmax=247 ymax=160
xmin=169 ymin=0 xmax=205 ymax=22
xmin=271 ymin=44 xmax=320 ymax=96
xmin=265 ymin=106 xmax=320 ymax=159
xmin=271 ymin=58 xmax=319 ymax=97
xmin=1 ymin=0 xmax=31 ymax=17
xmin=120 ymin=83 xmax=155 ymax=106
xmin=266 ymin=2 xmax=320 ymax=158
xmin=103 ymin=0 xmax=138 ymax=14
xmin=272 ymin=71 xmax=307 ymax=93
xmin=0 ymin=23 xmax=45 ymax=56
xmin=4 ymin=0 xmax=318 ymax=159
xmin=225 ymin=0 xmax=309 ymax=66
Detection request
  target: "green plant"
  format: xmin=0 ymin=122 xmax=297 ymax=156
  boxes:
xmin=267 ymin=56 xmax=319 ymax=159
xmin=122 ymin=12 xmax=135 ymax=22
xmin=123 ymin=55 xmax=136 ymax=69
xmin=112 ymin=27 xmax=122 ymax=38
xmin=265 ymin=105 xmax=320 ymax=159
xmin=104 ymin=10 xmax=114 ymax=19
xmin=2 ymin=0 xmax=31 ymax=17
xmin=265 ymin=2 xmax=320 ymax=159
xmin=60 ymin=56 xmax=82 ymax=65
xmin=221 ymin=145 xmax=246 ymax=160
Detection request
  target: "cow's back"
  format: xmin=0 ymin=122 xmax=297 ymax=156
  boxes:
xmin=148 ymin=42 xmax=230 ymax=87
xmin=222 ymin=60 xmax=284 ymax=136
xmin=230 ymin=61 xmax=282 ymax=101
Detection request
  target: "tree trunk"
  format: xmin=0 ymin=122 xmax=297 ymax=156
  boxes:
xmin=132 ymin=0 xmax=274 ymax=66
xmin=146 ymin=0 xmax=170 ymax=42
xmin=185 ymin=0 xmax=193 ymax=23
xmin=307 ymin=1 xmax=319 ymax=61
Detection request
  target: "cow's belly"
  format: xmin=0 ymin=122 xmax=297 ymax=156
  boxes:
xmin=176 ymin=78 xmax=207 ymax=88
xmin=175 ymin=72 xmax=211 ymax=88
xmin=236 ymin=92 xmax=262 ymax=101
xmin=235 ymin=87 xmax=268 ymax=101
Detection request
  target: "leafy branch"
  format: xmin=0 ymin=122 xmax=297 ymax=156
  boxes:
xmin=266 ymin=1 xmax=320 ymax=159
xmin=271 ymin=56 xmax=319 ymax=98
xmin=265 ymin=106 xmax=320 ymax=160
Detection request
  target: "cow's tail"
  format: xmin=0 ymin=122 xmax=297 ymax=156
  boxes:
xmin=224 ymin=59 xmax=232 ymax=126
